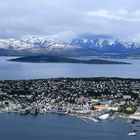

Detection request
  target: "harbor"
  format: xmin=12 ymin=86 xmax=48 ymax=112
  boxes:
xmin=0 ymin=77 xmax=140 ymax=137
xmin=0 ymin=112 xmax=140 ymax=140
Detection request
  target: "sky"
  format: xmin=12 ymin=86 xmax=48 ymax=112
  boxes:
xmin=0 ymin=0 xmax=140 ymax=42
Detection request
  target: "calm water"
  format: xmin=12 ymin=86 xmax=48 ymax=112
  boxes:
xmin=0 ymin=113 xmax=139 ymax=140
xmin=0 ymin=57 xmax=140 ymax=80
xmin=0 ymin=56 xmax=140 ymax=139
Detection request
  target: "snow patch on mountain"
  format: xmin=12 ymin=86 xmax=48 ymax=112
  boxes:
xmin=0 ymin=35 xmax=139 ymax=53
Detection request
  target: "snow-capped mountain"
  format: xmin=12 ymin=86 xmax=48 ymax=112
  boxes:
xmin=71 ymin=38 xmax=138 ymax=53
xmin=0 ymin=36 xmax=79 ymax=51
xmin=22 ymin=36 xmax=80 ymax=50
xmin=0 ymin=39 xmax=34 ymax=50
xmin=0 ymin=35 xmax=140 ymax=55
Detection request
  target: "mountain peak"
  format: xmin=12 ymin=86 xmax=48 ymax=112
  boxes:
xmin=0 ymin=36 xmax=139 ymax=54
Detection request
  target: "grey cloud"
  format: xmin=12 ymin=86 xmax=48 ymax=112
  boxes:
xmin=0 ymin=0 xmax=140 ymax=41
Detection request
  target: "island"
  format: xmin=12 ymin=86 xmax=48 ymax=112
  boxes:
xmin=8 ymin=55 xmax=130 ymax=64
xmin=0 ymin=77 xmax=140 ymax=121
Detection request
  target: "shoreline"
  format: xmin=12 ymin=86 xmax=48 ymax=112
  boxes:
xmin=0 ymin=110 xmax=129 ymax=123
xmin=0 ymin=77 xmax=140 ymax=124
xmin=1 ymin=76 xmax=140 ymax=82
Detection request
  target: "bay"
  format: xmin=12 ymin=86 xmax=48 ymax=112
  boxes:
xmin=0 ymin=57 xmax=140 ymax=80
xmin=0 ymin=56 xmax=140 ymax=139
xmin=0 ymin=113 xmax=139 ymax=140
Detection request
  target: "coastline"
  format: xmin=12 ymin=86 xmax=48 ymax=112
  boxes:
xmin=0 ymin=77 xmax=140 ymax=138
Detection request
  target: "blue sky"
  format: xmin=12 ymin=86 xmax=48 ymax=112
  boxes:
xmin=0 ymin=0 xmax=140 ymax=41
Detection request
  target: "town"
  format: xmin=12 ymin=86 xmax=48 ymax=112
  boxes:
xmin=0 ymin=77 xmax=140 ymax=122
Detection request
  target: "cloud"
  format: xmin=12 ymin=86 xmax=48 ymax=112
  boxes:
xmin=0 ymin=0 xmax=140 ymax=42
xmin=48 ymin=31 xmax=77 ymax=42
xmin=87 ymin=10 xmax=140 ymax=21
xmin=128 ymin=33 xmax=140 ymax=43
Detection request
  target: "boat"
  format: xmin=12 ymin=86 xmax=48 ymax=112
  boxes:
xmin=30 ymin=108 xmax=39 ymax=115
xmin=99 ymin=114 xmax=109 ymax=120
xmin=110 ymin=116 xmax=115 ymax=121
xmin=19 ymin=109 xmax=30 ymax=115
xmin=128 ymin=121 xmax=138 ymax=136
xmin=128 ymin=132 xmax=136 ymax=136
xmin=51 ymin=107 xmax=68 ymax=115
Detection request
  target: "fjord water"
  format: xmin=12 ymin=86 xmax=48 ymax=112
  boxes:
xmin=0 ymin=113 xmax=139 ymax=140
xmin=0 ymin=57 xmax=140 ymax=80
xmin=0 ymin=56 xmax=140 ymax=140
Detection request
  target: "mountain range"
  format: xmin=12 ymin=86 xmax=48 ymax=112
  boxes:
xmin=0 ymin=35 xmax=140 ymax=56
